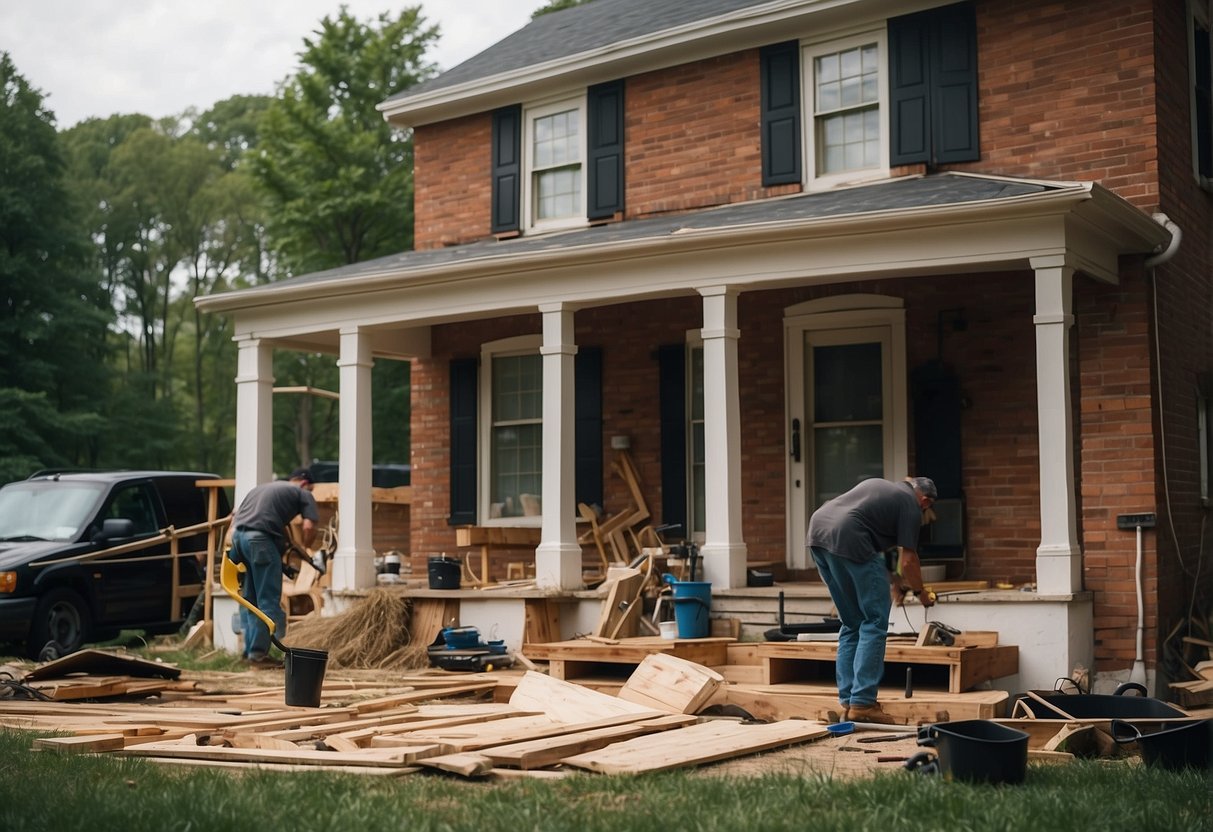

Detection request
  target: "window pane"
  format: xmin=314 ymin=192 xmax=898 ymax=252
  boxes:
xmin=536 ymin=166 xmax=581 ymax=220
xmin=813 ymin=425 xmax=884 ymax=506
xmin=689 ymin=346 xmax=705 ymax=535
xmin=533 ymin=108 xmax=580 ymax=170
xmin=813 ymin=40 xmax=881 ymax=176
xmin=491 ymin=423 xmax=542 ymax=517
xmin=813 ymin=342 xmax=882 ymax=422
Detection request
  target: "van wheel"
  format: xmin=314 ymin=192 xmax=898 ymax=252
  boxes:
xmin=26 ymin=588 xmax=90 ymax=659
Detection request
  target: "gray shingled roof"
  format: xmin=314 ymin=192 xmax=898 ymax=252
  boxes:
xmin=388 ymin=0 xmax=773 ymax=103
xmin=261 ymin=174 xmax=1062 ymax=290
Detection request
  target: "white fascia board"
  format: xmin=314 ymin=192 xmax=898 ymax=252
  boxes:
xmin=378 ymin=0 xmax=932 ymax=127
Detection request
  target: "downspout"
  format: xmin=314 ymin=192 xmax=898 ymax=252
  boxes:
xmin=1132 ymin=213 xmax=1182 ymax=686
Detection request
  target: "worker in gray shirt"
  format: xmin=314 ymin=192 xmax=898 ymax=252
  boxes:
xmin=229 ymin=468 xmax=319 ymax=666
xmin=808 ymin=476 xmax=936 ymax=724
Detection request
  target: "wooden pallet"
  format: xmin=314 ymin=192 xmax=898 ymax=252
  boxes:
xmin=757 ymin=639 xmax=1017 ymax=693
xmin=523 ymin=637 xmax=732 ymax=682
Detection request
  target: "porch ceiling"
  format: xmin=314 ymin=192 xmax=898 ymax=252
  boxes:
xmin=195 ymin=173 xmax=1170 ymax=349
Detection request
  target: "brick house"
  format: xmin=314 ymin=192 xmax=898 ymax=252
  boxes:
xmin=198 ymin=0 xmax=1213 ymax=694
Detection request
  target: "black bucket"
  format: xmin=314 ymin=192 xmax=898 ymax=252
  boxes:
xmin=1111 ymin=718 xmax=1213 ymax=771
xmin=284 ymin=646 xmax=329 ymax=708
xmin=428 ymin=556 xmax=461 ymax=589
xmin=912 ymin=720 xmax=1029 ymax=784
xmin=1013 ymin=682 xmax=1186 ymax=720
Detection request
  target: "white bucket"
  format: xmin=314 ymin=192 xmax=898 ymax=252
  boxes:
xmin=658 ymin=620 xmax=679 ymax=639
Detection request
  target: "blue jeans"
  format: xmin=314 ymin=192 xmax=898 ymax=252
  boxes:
xmin=230 ymin=529 xmax=286 ymax=658
xmin=810 ymin=546 xmax=891 ymax=707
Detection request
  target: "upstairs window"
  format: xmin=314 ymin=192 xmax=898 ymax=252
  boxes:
xmin=526 ymin=98 xmax=585 ymax=229
xmin=760 ymin=2 xmax=978 ymax=188
xmin=806 ymin=32 xmax=887 ymax=185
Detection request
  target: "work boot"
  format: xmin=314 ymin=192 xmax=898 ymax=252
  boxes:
xmin=845 ymin=702 xmax=897 ymax=725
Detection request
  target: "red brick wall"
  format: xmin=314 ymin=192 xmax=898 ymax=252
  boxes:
xmin=413 ymin=113 xmax=492 ymax=250
xmin=967 ymin=1 xmax=1160 ymax=210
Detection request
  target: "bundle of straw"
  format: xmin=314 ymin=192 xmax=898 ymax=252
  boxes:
xmin=282 ymin=588 xmax=429 ymax=670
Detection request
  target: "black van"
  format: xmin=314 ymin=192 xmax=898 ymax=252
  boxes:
xmin=0 ymin=471 xmax=230 ymax=658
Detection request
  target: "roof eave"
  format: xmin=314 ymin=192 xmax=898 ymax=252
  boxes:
xmin=196 ymin=182 xmax=1136 ymax=317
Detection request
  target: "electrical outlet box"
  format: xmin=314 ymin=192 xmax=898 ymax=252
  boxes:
xmin=1116 ymin=513 xmax=1157 ymax=530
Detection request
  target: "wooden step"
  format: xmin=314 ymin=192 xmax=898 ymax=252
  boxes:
xmin=756 ymin=639 xmax=1017 ymax=693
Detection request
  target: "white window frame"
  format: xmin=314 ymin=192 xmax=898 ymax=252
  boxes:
xmin=802 ymin=28 xmax=890 ymax=190
xmin=783 ymin=295 xmax=907 ymax=567
xmin=479 ymin=334 xmax=543 ymax=526
xmin=521 ymin=94 xmax=588 ymax=233
xmin=1189 ymin=0 xmax=1213 ymax=191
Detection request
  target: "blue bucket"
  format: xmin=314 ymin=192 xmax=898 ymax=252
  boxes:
xmin=663 ymin=574 xmax=711 ymax=639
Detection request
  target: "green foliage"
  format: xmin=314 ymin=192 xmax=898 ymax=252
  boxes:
xmin=533 ymin=0 xmax=596 ymax=17
xmin=252 ymin=6 xmax=437 ymax=274
xmin=0 ymin=53 xmax=112 ymax=480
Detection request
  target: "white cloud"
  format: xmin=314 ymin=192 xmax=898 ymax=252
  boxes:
xmin=0 ymin=0 xmax=547 ymax=128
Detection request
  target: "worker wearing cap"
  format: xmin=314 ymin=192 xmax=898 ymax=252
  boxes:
xmin=229 ymin=468 xmax=319 ymax=666
xmin=807 ymin=476 xmax=937 ymax=724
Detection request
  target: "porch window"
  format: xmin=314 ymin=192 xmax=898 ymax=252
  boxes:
xmin=1191 ymin=0 xmax=1213 ymax=188
xmin=523 ymin=97 xmax=586 ymax=231
xmin=481 ymin=336 xmax=543 ymax=522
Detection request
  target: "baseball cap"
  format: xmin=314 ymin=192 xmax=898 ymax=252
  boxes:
xmin=289 ymin=467 xmax=315 ymax=485
xmin=909 ymin=476 xmax=937 ymax=500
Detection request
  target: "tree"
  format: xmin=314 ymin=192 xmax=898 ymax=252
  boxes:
xmin=253 ymin=6 xmax=438 ymax=274
xmin=533 ymin=0 xmax=595 ymax=17
xmin=252 ymin=6 xmax=438 ymax=472
xmin=0 ymin=53 xmax=111 ymax=481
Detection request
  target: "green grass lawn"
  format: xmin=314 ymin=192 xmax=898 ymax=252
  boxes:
xmin=0 ymin=729 xmax=1207 ymax=832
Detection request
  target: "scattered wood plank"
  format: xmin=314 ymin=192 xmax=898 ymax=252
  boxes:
xmin=482 ymin=714 xmax=696 ymax=770
xmin=416 ymin=752 xmax=494 ymax=777
xmin=561 ymin=719 xmax=829 ymax=774
xmin=617 ymin=653 xmax=724 ymax=714
xmin=508 ymin=670 xmax=657 ymax=723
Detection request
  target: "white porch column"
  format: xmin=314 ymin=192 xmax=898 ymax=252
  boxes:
xmin=233 ymin=336 xmax=273 ymax=504
xmin=332 ymin=327 xmax=376 ymax=592
xmin=535 ymin=304 xmax=582 ymax=590
xmin=699 ymin=287 xmax=747 ymax=589
xmin=1032 ymin=256 xmax=1082 ymax=594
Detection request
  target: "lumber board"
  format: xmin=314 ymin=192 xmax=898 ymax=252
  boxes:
xmin=594 ymin=569 xmax=644 ymax=639
xmin=616 ymin=652 xmax=724 ymax=714
xmin=25 ymin=651 xmax=181 ymax=682
xmin=144 ymin=756 xmax=421 ymax=776
xmin=33 ymin=734 xmax=127 ymax=754
xmin=416 ymin=752 xmax=494 ymax=777
xmin=561 ymin=719 xmax=829 ymax=774
xmin=119 ymin=737 xmax=442 ymax=767
xmin=725 ymin=685 xmax=1007 ymax=723
xmin=481 ymin=714 xmax=696 ymax=770
xmin=507 ymin=671 xmax=657 ymax=723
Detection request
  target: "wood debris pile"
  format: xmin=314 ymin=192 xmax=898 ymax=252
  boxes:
xmin=1 ymin=649 xmax=830 ymax=778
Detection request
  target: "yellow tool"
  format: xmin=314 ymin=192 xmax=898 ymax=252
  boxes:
xmin=220 ymin=551 xmax=289 ymax=653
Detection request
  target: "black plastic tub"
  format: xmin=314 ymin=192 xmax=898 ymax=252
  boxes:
xmin=913 ymin=720 xmax=1029 ymax=784
xmin=1112 ymin=718 xmax=1213 ymax=771
xmin=428 ymin=556 xmax=462 ymax=589
xmin=1013 ymin=682 xmax=1187 ymax=720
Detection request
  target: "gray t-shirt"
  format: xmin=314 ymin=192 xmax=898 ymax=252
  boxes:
xmin=232 ymin=480 xmax=320 ymax=550
xmin=807 ymin=478 xmax=922 ymax=563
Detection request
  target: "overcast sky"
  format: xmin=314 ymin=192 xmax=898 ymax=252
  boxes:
xmin=0 ymin=1 xmax=549 ymax=129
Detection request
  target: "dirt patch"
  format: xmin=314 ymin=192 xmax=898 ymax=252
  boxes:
xmin=689 ymin=729 xmax=922 ymax=780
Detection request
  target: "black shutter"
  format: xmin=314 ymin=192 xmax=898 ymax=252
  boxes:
xmin=587 ymin=81 xmax=625 ymax=220
xmin=448 ymin=358 xmax=478 ymax=526
xmin=889 ymin=2 xmax=978 ymax=166
xmin=1196 ymin=22 xmax=1212 ymax=179
xmin=889 ymin=12 xmax=931 ymax=166
xmin=491 ymin=105 xmax=521 ymax=233
xmin=760 ymin=41 xmax=802 ymax=186
xmin=574 ymin=346 xmax=604 ymax=508
xmin=658 ymin=345 xmax=687 ymax=535
xmin=931 ymin=2 xmax=979 ymax=164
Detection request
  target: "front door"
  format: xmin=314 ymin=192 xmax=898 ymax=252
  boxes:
xmin=784 ymin=296 xmax=907 ymax=567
